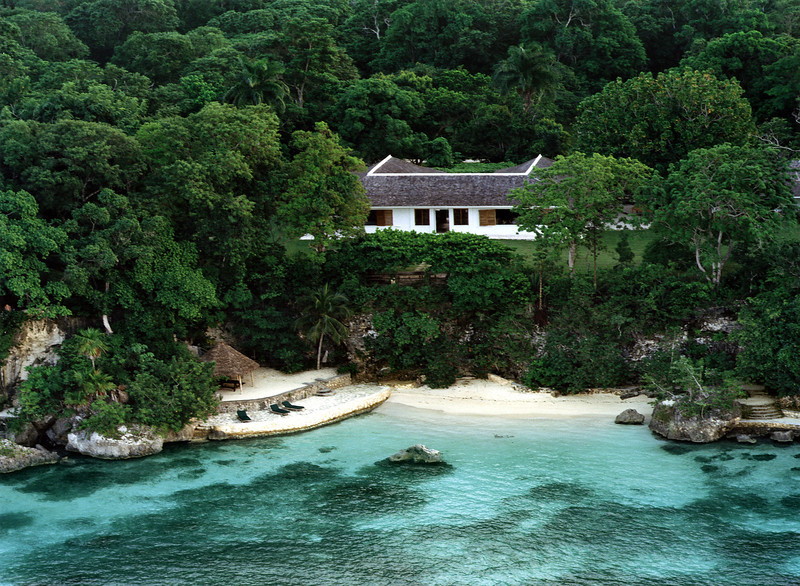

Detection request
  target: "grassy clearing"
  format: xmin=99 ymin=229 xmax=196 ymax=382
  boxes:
xmin=500 ymin=229 xmax=657 ymax=271
xmin=284 ymin=229 xmax=660 ymax=271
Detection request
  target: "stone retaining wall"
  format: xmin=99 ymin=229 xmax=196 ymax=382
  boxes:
xmin=215 ymin=373 xmax=352 ymax=414
xmin=731 ymin=420 xmax=800 ymax=436
xmin=207 ymin=387 xmax=390 ymax=440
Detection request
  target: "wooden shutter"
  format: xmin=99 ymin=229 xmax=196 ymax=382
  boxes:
xmin=479 ymin=209 xmax=496 ymax=226
xmin=377 ymin=210 xmax=393 ymax=226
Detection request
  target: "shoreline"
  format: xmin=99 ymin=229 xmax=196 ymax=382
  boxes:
xmin=384 ymin=378 xmax=654 ymax=421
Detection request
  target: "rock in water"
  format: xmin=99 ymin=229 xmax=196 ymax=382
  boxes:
xmin=771 ymin=431 xmax=794 ymax=443
xmin=0 ymin=439 xmax=60 ymax=473
xmin=389 ymin=444 xmax=443 ymax=464
xmin=67 ymin=426 xmax=163 ymax=459
xmin=615 ymin=409 xmax=645 ymax=425
xmin=649 ymin=401 xmax=740 ymax=443
xmin=737 ymin=434 xmax=757 ymax=444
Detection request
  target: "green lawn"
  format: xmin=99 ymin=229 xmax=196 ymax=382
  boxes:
xmin=285 ymin=229 xmax=660 ymax=271
xmin=500 ymin=229 xmax=657 ymax=271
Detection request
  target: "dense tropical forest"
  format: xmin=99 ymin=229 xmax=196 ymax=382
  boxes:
xmin=1 ymin=0 xmax=800 ymax=436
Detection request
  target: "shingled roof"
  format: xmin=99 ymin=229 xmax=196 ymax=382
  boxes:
xmin=361 ymin=155 xmax=554 ymax=207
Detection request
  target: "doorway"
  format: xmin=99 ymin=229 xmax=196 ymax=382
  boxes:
xmin=435 ymin=209 xmax=449 ymax=233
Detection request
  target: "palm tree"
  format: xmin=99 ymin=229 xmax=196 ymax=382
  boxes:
xmin=493 ymin=43 xmax=561 ymax=115
xmin=295 ymin=284 xmax=352 ymax=370
xmin=74 ymin=328 xmax=108 ymax=372
xmin=69 ymin=369 xmax=116 ymax=406
xmin=224 ymin=57 xmax=289 ymax=112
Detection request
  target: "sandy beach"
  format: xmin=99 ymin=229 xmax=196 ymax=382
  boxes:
xmin=386 ymin=377 xmax=654 ymax=421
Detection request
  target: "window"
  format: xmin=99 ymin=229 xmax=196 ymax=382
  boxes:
xmin=495 ymin=209 xmax=518 ymax=225
xmin=453 ymin=208 xmax=469 ymax=225
xmin=414 ymin=209 xmax=430 ymax=226
xmin=367 ymin=209 xmax=393 ymax=226
xmin=479 ymin=209 xmax=496 ymax=226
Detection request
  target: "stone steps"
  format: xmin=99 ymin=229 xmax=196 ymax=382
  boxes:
xmin=744 ymin=404 xmax=784 ymax=420
xmin=740 ymin=385 xmax=783 ymax=420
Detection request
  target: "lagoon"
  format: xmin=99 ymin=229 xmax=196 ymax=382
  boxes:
xmin=2 ymin=402 xmax=800 ymax=585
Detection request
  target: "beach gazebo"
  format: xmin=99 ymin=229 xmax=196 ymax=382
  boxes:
xmin=201 ymin=342 xmax=260 ymax=391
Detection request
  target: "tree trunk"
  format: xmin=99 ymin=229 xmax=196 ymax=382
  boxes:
xmin=568 ymin=241 xmax=576 ymax=275
xmin=538 ymin=261 xmax=544 ymax=310
xmin=102 ymin=282 xmax=113 ymax=334
xmin=316 ymin=333 xmax=325 ymax=370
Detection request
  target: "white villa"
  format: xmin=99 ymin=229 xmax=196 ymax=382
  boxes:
xmin=360 ymin=154 xmax=554 ymax=240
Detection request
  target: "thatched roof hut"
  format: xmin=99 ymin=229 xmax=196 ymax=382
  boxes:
xmin=201 ymin=343 xmax=259 ymax=385
xmin=360 ymin=155 xmax=554 ymax=207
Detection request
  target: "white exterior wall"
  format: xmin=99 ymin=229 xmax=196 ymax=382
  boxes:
xmin=366 ymin=206 xmax=536 ymax=239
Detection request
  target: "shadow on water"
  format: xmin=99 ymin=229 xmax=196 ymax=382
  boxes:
xmin=0 ymin=512 xmax=35 ymax=533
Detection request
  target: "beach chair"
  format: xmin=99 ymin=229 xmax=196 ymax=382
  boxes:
xmin=237 ymin=410 xmax=252 ymax=422
xmin=282 ymin=400 xmax=305 ymax=411
xmin=315 ymin=388 xmax=333 ymax=397
xmin=270 ymin=403 xmax=291 ymax=416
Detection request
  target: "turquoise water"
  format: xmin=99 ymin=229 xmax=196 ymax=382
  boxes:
xmin=2 ymin=402 xmax=800 ymax=585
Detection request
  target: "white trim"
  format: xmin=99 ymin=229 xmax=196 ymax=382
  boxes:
xmin=367 ymin=155 xmax=543 ymax=177
xmin=524 ymin=154 xmax=542 ymax=175
xmin=367 ymin=154 xmax=394 ymax=176
xmin=369 ymin=205 xmax=515 ymax=210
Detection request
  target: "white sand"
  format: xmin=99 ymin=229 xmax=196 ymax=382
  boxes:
xmin=386 ymin=377 xmax=653 ymax=420
xmin=217 ymin=367 xmax=338 ymax=402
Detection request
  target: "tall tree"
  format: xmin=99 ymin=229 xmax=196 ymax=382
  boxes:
xmin=277 ymin=122 xmax=369 ymax=253
xmin=278 ymin=17 xmax=357 ymax=109
xmin=493 ymin=43 xmax=562 ymax=116
xmin=224 ymin=56 xmax=289 ymax=111
xmin=680 ymin=31 xmax=800 ymax=123
xmin=575 ymin=69 xmax=755 ymax=173
xmin=521 ymin=0 xmax=646 ymax=95
xmin=74 ymin=328 xmax=109 ymax=370
xmin=0 ymin=189 xmax=69 ymax=317
xmin=65 ymin=0 xmax=180 ymax=62
xmin=330 ymin=75 xmax=427 ymax=162
xmin=136 ymin=102 xmax=283 ymax=283
xmin=640 ymin=144 xmax=798 ymax=285
xmin=511 ymin=152 xmax=656 ymax=285
xmin=295 ymin=283 xmax=352 ymax=370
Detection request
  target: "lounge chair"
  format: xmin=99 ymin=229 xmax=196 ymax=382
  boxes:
xmin=237 ymin=410 xmax=252 ymax=422
xmin=270 ymin=404 xmax=291 ymax=416
xmin=315 ymin=388 xmax=333 ymax=396
xmin=282 ymin=400 xmax=304 ymax=411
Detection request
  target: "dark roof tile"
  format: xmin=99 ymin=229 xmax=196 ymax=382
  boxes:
xmin=363 ymin=155 xmax=549 ymax=207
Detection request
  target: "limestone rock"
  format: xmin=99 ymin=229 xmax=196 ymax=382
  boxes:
xmin=163 ymin=421 xmax=199 ymax=443
xmin=388 ymin=444 xmax=443 ymax=464
xmin=46 ymin=417 xmax=77 ymax=446
xmin=2 ymin=319 xmax=67 ymax=390
xmin=487 ymin=373 xmax=511 ymax=386
xmin=620 ymin=389 xmax=641 ymax=400
xmin=67 ymin=425 xmax=163 ymax=459
xmin=737 ymin=434 xmax=758 ymax=444
xmin=615 ymin=409 xmax=645 ymax=425
xmin=649 ymin=401 xmax=740 ymax=443
xmin=0 ymin=439 xmax=59 ymax=473
xmin=770 ymin=431 xmax=794 ymax=443
xmin=10 ymin=422 xmax=40 ymax=447
xmin=207 ymin=428 xmax=228 ymax=441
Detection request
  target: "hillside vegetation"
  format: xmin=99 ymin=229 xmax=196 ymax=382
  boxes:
xmin=1 ymin=0 xmax=800 ymax=433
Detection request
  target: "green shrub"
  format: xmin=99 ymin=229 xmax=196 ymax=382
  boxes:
xmin=127 ymin=353 xmax=218 ymax=433
xmin=734 ymin=288 xmax=800 ymax=395
xmin=524 ymin=330 xmax=629 ymax=393
xmin=337 ymin=362 xmax=359 ymax=375
xmin=424 ymin=354 xmax=458 ymax=388
xmin=80 ymin=400 xmax=131 ymax=437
